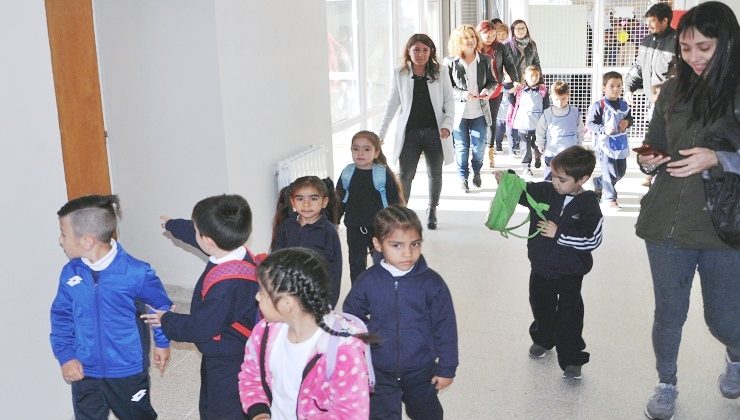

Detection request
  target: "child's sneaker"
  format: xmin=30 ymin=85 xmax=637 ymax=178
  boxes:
xmin=528 ymin=343 xmax=547 ymax=358
xmin=520 ymin=167 xmax=534 ymax=179
xmin=534 ymin=156 xmax=542 ymax=168
xmin=562 ymin=365 xmax=582 ymax=380
xmin=644 ymin=383 xmax=678 ymax=420
xmin=719 ymin=353 xmax=740 ymax=399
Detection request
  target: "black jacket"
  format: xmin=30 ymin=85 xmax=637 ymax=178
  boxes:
xmin=522 ymin=182 xmax=603 ymax=277
xmin=624 ymin=27 xmax=677 ymax=99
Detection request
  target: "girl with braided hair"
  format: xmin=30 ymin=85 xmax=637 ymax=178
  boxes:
xmin=238 ymin=248 xmax=373 ymax=420
xmin=343 ymin=205 xmax=458 ymax=420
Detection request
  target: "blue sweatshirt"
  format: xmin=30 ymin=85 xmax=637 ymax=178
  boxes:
xmin=343 ymin=255 xmax=458 ymax=378
xmin=161 ymin=219 xmax=260 ymax=357
xmin=50 ymin=244 xmax=172 ymax=378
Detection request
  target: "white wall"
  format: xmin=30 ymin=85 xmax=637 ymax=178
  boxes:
xmin=94 ymin=1 xmax=333 ymax=288
xmin=0 ymin=1 xmax=74 ymax=417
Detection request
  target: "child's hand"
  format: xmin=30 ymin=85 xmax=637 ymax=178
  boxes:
xmin=140 ymin=305 xmax=175 ymax=328
xmin=618 ymin=120 xmax=629 ymax=133
xmin=61 ymin=359 xmax=84 ymax=383
xmin=604 ymin=126 xmax=616 ymax=135
xmin=160 ymin=215 xmax=171 ymax=228
xmin=494 ymin=171 xmax=503 ymax=183
xmin=153 ymin=347 xmax=170 ymax=375
xmin=431 ymin=376 xmax=454 ymax=391
xmin=537 ymin=220 xmax=558 ymax=238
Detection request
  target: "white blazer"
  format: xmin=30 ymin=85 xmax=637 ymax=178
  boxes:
xmin=378 ymin=65 xmax=455 ymax=166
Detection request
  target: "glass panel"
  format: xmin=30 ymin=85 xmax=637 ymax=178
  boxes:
xmin=365 ymin=0 xmax=392 ymax=110
xmin=397 ymin=0 xmax=420 ymax=44
xmin=327 ymin=0 xmax=360 ymax=122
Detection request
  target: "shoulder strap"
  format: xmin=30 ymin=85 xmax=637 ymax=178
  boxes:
xmin=340 ymin=164 xmax=356 ymax=204
xmin=259 ymin=324 xmax=273 ymax=404
xmin=372 ymin=163 xmax=389 ymax=208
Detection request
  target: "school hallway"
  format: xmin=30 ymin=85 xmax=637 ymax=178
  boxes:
xmin=150 ymin=148 xmax=740 ymax=420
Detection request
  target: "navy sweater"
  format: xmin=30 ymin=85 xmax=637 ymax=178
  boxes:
xmin=336 ymin=166 xmax=401 ymax=227
xmin=343 ymin=255 xmax=458 ymax=378
xmin=273 ymin=213 xmax=342 ymax=308
xmin=161 ymin=219 xmax=260 ymax=357
xmin=521 ymin=182 xmax=603 ymax=277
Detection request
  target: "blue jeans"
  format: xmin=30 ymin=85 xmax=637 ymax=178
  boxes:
xmin=593 ymin=148 xmax=626 ymax=201
xmin=645 ymin=240 xmax=740 ymax=385
xmin=494 ymin=119 xmax=508 ymax=149
xmin=453 ymin=115 xmax=487 ymax=180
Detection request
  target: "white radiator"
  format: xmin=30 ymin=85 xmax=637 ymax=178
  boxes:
xmin=274 ymin=144 xmax=329 ymax=191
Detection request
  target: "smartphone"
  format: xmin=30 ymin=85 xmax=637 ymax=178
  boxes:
xmin=632 ymin=144 xmax=669 ymax=158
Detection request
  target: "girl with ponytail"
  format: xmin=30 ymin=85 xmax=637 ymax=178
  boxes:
xmin=238 ymin=248 xmax=374 ymax=420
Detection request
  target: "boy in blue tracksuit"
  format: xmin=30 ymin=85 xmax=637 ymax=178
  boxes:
xmin=343 ymin=205 xmax=458 ymax=420
xmin=145 ymin=194 xmax=260 ymax=420
xmin=504 ymin=146 xmax=603 ymax=380
xmin=50 ymin=195 xmax=172 ymax=419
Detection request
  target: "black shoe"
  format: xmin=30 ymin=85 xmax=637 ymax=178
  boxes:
xmin=461 ymin=179 xmax=469 ymax=193
xmin=495 ymin=145 xmax=503 ymax=152
xmin=534 ymin=156 xmax=542 ymax=168
xmin=427 ymin=207 xmax=437 ymax=230
xmin=473 ymin=173 xmax=482 ymax=188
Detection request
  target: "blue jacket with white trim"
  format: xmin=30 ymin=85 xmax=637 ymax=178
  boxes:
xmin=50 ymin=244 xmax=172 ymax=378
xmin=521 ymin=182 xmax=603 ymax=277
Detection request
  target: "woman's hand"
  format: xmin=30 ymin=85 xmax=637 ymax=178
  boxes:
xmin=440 ymin=128 xmax=450 ymax=139
xmin=666 ymin=147 xmax=718 ymax=177
xmin=638 ymin=153 xmax=672 ymax=173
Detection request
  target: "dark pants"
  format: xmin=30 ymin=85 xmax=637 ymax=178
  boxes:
xmin=543 ymin=156 xmax=554 ymax=180
xmin=398 ymin=128 xmax=444 ymax=207
xmin=71 ymin=371 xmax=157 ymax=420
xmin=199 ymin=354 xmax=247 ymax=420
xmin=593 ymin=148 xmax=627 ymax=201
xmin=488 ymin=95 xmax=504 ymax=146
xmin=518 ymin=130 xmax=540 ymax=166
xmin=347 ymin=225 xmax=375 ymax=283
xmin=528 ymin=271 xmax=590 ymax=370
xmin=370 ymin=362 xmax=442 ymax=420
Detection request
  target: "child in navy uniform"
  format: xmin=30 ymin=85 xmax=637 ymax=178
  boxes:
xmin=498 ymin=146 xmax=603 ymax=380
xmin=144 ymin=194 xmax=260 ymax=420
xmin=336 ymin=130 xmax=403 ymax=283
xmin=51 ymin=195 xmax=172 ymax=420
xmin=343 ymin=205 xmax=458 ymax=420
xmin=587 ymin=71 xmax=634 ymax=208
xmin=272 ymin=176 xmax=342 ymax=308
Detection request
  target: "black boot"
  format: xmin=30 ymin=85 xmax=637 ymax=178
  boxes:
xmin=427 ymin=207 xmax=437 ymax=230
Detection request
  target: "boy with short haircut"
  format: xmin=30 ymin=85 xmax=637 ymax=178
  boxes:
xmin=498 ymin=146 xmax=603 ymax=380
xmin=508 ymin=65 xmax=549 ymax=178
xmin=587 ymin=71 xmax=634 ymax=208
xmin=51 ymin=194 xmax=172 ymax=419
xmin=145 ymin=194 xmax=261 ymax=419
xmin=536 ymin=81 xmax=585 ymax=180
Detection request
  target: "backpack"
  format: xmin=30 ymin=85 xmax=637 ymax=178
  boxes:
xmin=340 ymin=163 xmax=389 ymax=207
xmin=202 ymin=249 xmax=266 ymax=341
xmin=485 ymin=170 xmax=550 ymax=238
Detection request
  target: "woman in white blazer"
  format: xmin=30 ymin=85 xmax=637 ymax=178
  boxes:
xmin=378 ymin=33 xmax=455 ymax=230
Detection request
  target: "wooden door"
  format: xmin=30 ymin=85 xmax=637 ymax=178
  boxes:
xmin=45 ymin=0 xmax=111 ymax=199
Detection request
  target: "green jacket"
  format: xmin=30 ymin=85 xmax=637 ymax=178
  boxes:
xmin=635 ymin=78 xmax=734 ymax=250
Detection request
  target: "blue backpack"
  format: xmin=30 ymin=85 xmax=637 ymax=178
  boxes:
xmin=340 ymin=163 xmax=389 ymax=208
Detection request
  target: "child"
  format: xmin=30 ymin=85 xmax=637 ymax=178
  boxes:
xmin=271 ymin=176 xmax=343 ymax=308
xmin=536 ymin=81 xmax=585 ymax=180
xmin=144 ymin=194 xmax=261 ymax=419
xmin=508 ymin=65 xmax=549 ymax=177
xmin=343 ymin=205 xmax=458 ymax=420
xmin=497 ymin=146 xmax=603 ymax=380
xmin=50 ymin=195 xmax=172 ymax=419
xmin=587 ymin=71 xmax=634 ymax=208
xmin=238 ymin=248 xmax=374 ymax=419
xmin=336 ymin=130 xmax=403 ymax=283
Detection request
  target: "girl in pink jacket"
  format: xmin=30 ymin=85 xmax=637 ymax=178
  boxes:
xmin=238 ymin=248 xmax=374 ymax=419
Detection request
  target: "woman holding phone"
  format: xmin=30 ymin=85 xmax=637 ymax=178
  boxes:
xmin=447 ymin=24 xmax=497 ymax=192
xmin=635 ymin=3 xmax=740 ymax=418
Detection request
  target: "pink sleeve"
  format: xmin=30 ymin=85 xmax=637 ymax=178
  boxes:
xmin=238 ymin=321 xmax=271 ymax=414
xmin=327 ymin=338 xmax=371 ymax=419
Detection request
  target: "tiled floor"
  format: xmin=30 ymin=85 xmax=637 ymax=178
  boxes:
xmin=149 ymin=147 xmax=740 ymax=419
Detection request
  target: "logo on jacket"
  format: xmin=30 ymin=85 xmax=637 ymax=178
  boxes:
xmin=571 ymin=213 xmax=581 ymax=220
xmin=66 ymin=275 xmax=82 ymax=287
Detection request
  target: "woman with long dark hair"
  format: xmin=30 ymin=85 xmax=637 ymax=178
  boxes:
xmin=378 ymin=34 xmax=454 ymax=230
xmin=506 ymin=20 xmax=541 ymax=83
xmin=635 ymin=3 xmax=740 ymax=418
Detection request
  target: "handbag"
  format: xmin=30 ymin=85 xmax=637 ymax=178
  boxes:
xmin=485 ymin=170 xmax=549 ymax=238
xmin=703 ymin=172 xmax=740 ymax=248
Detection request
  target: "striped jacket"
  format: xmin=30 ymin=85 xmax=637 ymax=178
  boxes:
xmin=520 ymin=182 xmax=603 ymax=277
